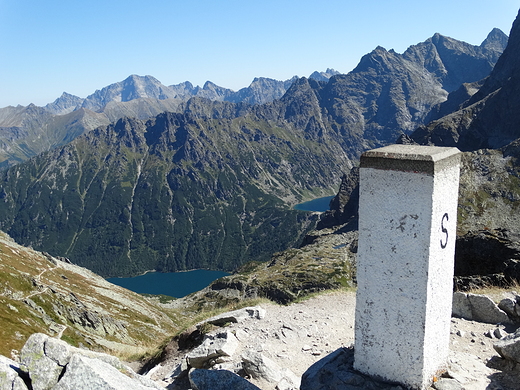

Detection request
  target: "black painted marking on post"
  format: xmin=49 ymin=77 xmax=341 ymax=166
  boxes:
xmin=440 ymin=213 xmax=449 ymax=249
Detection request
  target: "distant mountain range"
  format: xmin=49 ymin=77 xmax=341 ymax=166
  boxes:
xmin=0 ymin=28 xmax=509 ymax=277
xmin=0 ymin=70 xmax=340 ymax=168
xmin=0 ymin=25 xmax=506 ymax=169
xmin=45 ymin=69 xmax=341 ymax=115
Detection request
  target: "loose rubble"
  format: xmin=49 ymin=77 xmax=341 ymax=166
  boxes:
xmin=2 ymin=290 xmax=520 ymax=389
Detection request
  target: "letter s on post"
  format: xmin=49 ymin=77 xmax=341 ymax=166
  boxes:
xmin=440 ymin=213 xmax=449 ymax=249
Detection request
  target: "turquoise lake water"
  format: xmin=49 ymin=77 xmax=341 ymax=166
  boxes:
xmin=107 ymin=269 xmax=230 ymax=298
xmin=293 ymin=195 xmax=334 ymax=212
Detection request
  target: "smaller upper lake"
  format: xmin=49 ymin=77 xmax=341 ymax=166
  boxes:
xmin=293 ymin=196 xmax=334 ymax=212
xmin=107 ymin=269 xmax=230 ymax=298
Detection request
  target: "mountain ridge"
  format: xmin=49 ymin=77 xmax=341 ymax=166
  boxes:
xmin=409 ymin=10 xmax=520 ymax=150
xmin=0 ymin=29 xmax=509 ymax=276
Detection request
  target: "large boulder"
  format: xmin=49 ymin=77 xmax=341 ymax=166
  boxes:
xmin=189 ymin=368 xmax=261 ymax=390
xmin=186 ymin=331 xmax=239 ymax=368
xmin=452 ymin=292 xmax=511 ymax=324
xmin=0 ymin=355 xmax=29 ymax=390
xmin=52 ymin=354 xmax=158 ymax=390
xmin=17 ymin=333 xmax=160 ymax=390
xmin=19 ymin=333 xmax=68 ymax=390
xmin=498 ymin=293 xmax=520 ymax=322
xmin=241 ymin=349 xmax=300 ymax=388
xmin=455 ymin=229 xmax=520 ymax=283
xmin=493 ymin=328 xmax=520 ymax=363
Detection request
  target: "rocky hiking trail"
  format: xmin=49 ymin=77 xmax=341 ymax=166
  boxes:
xmin=143 ymin=290 xmax=520 ymax=390
xmin=3 ymin=289 xmax=520 ymax=390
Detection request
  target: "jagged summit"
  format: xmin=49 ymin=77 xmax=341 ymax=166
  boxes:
xmin=80 ymin=74 xmax=178 ymax=111
xmin=44 ymin=92 xmax=84 ymax=115
xmin=481 ymin=27 xmax=509 ymax=51
xmin=410 ymin=10 xmax=520 ymax=150
xmin=308 ymin=68 xmax=340 ymax=82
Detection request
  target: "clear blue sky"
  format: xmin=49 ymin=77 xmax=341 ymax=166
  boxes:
xmin=0 ymin=0 xmax=518 ymax=107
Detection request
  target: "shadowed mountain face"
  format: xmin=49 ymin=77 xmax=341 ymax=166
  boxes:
xmin=0 ymin=105 xmax=347 ymax=277
xmin=410 ymin=12 xmax=520 ymax=151
xmin=321 ymin=10 xmax=520 ymax=292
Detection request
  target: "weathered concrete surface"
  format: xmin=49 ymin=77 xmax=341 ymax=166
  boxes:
xmin=355 ymin=145 xmax=461 ymax=389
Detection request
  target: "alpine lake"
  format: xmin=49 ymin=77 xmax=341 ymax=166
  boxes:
xmin=107 ymin=196 xmax=334 ymax=297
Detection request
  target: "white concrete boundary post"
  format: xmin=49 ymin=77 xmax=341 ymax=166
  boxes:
xmin=354 ymin=145 xmax=461 ymax=390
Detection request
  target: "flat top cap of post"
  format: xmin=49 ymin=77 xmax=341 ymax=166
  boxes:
xmin=360 ymin=144 xmax=461 ymax=175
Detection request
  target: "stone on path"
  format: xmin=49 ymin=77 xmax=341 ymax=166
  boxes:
xmin=452 ymin=292 xmax=511 ymax=324
xmin=241 ymin=349 xmax=299 ymax=388
xmin=493 ymin=328 xmax=520 ymax=363
xmin=432 ymin=378 xmax=463 ymax=390
xmin=189 ymin=368 xmax=261 ymax=390
xmin=203 ymin=306 xmax=266 ymax=326
xmin=186 ymin=330 xmax=239 ymax=368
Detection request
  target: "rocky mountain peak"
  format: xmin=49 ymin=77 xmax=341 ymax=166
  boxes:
xmin=403 ymin=30 xmax=507 ymax=92
xmin=80 ymin=74 xmax=177 ymax=112
xmin=308 ymin=68 xmax=340 ymax=82
xmin=352 ymin=46 xmax=401 ymax=74
xmin=410 ymin=9 xmax=520 ymax=150
xmin=481 ymin=28 xmax=509 ymax=51
xmin=44 ymin=92 xmax=84 ymax=115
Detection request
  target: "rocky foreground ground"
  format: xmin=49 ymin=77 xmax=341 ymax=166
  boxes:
xmin=145 ymin=290 xmax=520 ymax=390
xmin=2 ymin=289 xmax=520 ymax=390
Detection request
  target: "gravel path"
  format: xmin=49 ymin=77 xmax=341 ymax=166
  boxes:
xmin=148 ymin=290 xmax=520 ymax=389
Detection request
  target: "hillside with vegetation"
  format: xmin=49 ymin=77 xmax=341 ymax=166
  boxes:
xmin=0 ymin=30 xmax=507 ymax=277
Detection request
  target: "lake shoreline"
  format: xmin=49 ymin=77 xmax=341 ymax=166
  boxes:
xmin=293 ymin=195 xmax=334 ymax=212
xmin=106 ymin=269 xmax=230 ymax=298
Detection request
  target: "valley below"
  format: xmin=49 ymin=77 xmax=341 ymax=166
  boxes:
xmin=3 ymin=7 xmax=520 ymax=390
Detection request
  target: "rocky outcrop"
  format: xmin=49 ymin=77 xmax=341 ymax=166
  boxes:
xmin=170 ymin=230 xmax=358 ymax=308
xmin=493 ymin=328 xmax=520 ymax=364
xmin=454 ymin=229 xmax=520 ymax=290
xmin=317 ymin=168 xmax=359 ymax=229
xmin=8 ymin=333 xmax=160 ymax=390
